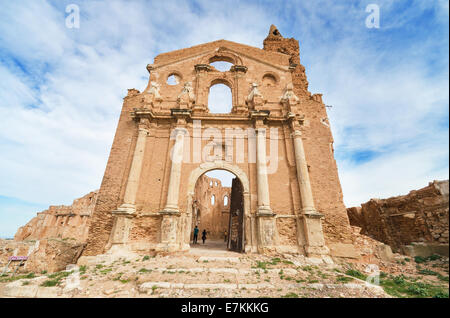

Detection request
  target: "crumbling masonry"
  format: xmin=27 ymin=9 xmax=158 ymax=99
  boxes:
xmin=348 ymin=180 xmax=449 ymax=256
xmin=82 ymin=25 xmax=355 ymax=257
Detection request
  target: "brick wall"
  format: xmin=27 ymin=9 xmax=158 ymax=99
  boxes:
xmin=347 ymin=180 xmax=449 ymax=252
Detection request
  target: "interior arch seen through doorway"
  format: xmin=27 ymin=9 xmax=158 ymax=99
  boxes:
xmin=190 ymin=169 xmax=244 ymax=252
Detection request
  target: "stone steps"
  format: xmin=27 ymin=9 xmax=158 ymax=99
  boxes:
xmin=139 ymin=267 xmax=298 ymax=275
xmin=138 ymin=281 xmax=383 ymax=294
xmin=197 ymin=256 xmax=240 ymax=263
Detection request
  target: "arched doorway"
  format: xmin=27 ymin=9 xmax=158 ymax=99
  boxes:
xmin=185 ymin=162 xmax=250 ymax=253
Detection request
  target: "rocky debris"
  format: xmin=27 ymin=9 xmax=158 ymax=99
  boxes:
xmin=347 ymin=180 xmax=449 ymax=255
xmin=0 ymin=246 xmax=404 ymax=298
xmin=0 ymin=238 xmax=85 ymax=274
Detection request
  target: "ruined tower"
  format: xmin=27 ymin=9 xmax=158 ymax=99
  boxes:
xmin=82 ymin=25 xmax=355 ymax=258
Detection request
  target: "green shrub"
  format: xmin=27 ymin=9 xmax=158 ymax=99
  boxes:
xmin=138 ymin=268 xmax=152 ymax=273
xmin=433 ymin=291 xmax=449 ymax=298
xmin=336 ymin=276 xmax=354 ymax=283
xmin=414 ymin=256 xmax=427 ymax=263
xmin=40 ymin=279 xmax=59 ymax=287
xmin=345 ymin=269 xmax=367 ymax=280
xmin=407 ymin=285 xmax=428 ymax=297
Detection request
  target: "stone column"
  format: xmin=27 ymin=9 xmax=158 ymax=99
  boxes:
xmin=292 ymin=130 xmax=329 ymax=257
xmin=252 ymin=112 xmax=277 ymax=252
xmin=162 ymin=127 xmax=186 ymax=213
xmin=109 ymin=119 xmax=149 ymax=249
xmin=117 ymin=122 xmax=149 ymax=213
xmin=157 ymin=126 xmax=187 ymax=252
xmin=256 ymin=127 xmax=272 ymax=215
xmin=292 ymin=130 xmax=315 ymax=214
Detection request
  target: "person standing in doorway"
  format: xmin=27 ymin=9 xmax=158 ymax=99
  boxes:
xmin=224 ymin=230 xmax=228 ymax=242
xmin=202 ymin=229 xmax=207 ymax=244
xmin=193 ymin=226 xmax=199 ymax=244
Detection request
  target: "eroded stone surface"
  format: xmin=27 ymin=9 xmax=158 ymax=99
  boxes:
xmin=348 ymin=180 xmax=449 ymax=254
xmin=14 ymin=191 xmax=98 ymax=243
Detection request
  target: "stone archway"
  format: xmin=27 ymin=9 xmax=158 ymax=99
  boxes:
xmin=183 ymin=161 xmax=253 ymax=252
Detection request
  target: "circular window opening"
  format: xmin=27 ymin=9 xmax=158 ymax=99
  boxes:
xmin=262 ymin=74 xmax=277 ymax=87
xmin=167 ymin=73 xmax=180 ymax=85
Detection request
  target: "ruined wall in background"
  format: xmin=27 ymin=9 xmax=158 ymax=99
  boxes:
xmin=14 ymin=191 xmax=98 ymax=243
xmin=347 ymin=180 xmax=449 ymax=254
xmin=193 ymin=175 xmax=231 ymax=240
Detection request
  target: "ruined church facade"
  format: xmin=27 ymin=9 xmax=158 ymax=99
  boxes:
xmin=83 ymin=26 xmax=354 ymax=258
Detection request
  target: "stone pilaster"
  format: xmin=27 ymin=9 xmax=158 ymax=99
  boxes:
xmin=251 ymin=111 xmax=276 ymax=252
xmin=116 ymin=119 xmax=149 ymax=214
xmin=158 ymin=110 xmax=191 ymax=252
xmin=292 ymin=129 xmax=329 ymax=256
xmin=256 ymin=127 xmax=273 ymax=215
xmin=109 ymin=118 xmax=149 ymax=249
xmin=230 ymin=65 xmax=248 ymax=113
xmin=162 ymin=127 xmax=186 ymax=213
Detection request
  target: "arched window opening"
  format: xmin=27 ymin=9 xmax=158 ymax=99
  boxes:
xmin=262 ymin=74 xmax=277 ymax=87
xmin=167 ymin=73 xmax=180 ymax=85
xmin=208 ymin=83 xmax=232 ymax=113
xmin=210 ymin=61 xmax=233 ymax=72
xmin=211 ymin=195 xmax=215 ymax=205
xmin=223 ymin=195 xmax=228 ymax=206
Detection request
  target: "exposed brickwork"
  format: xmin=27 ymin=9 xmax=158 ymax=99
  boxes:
xmin=83 ymin=91 xmax=142 ymax=255
xmin=14 ymin=191 xmax=98 ymax=243
xmin=263 ymin=26 xmax=354 ymax=245
xmin=347 ymin=180 xmax=449 ymax=252
xmin=82 ymin=25 xmax=353 ymax=256
xmin=192 ymin=175 xmax=231 ymax=240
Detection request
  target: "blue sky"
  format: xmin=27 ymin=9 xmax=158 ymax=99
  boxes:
xmin=0 ymin=0 xmax=448 ymax=238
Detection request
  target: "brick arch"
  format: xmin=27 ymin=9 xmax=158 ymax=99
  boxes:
xmin=186 ymin=162 xmax=249 ymax=199
xmin=201 ymin=50 xmax=244 ymax=66
xmin=183 ymin=161 xmax=251 ymax=249
xmin=207 ymin=77 xmax=235 ymax=113
xmin=209 ymin=77 xmax=233 ymax=89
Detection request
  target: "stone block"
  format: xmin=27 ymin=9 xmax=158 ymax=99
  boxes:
xmin=328 ymin=243 xmax=360 ymax=259
xmin=375 ymin=244 xmax=394 ymax=261
xmin=4 ymin=281 xmax=38 ymax=297
xmin=36 ymin=287 xmax=61 ymax=298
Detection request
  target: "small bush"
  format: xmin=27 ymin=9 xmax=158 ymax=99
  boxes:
xmin=407 ymin=285 xmax=428 ymax=297
xmin=41 ymin=279 xmax=59 ymax=287
xmin=256 ymin=261 xmax=267 ymax=270
xmin=138 ymin=268 xmax=152 ymax=273
xmin=270 ymin=258 xmax=281 ymax=265
xmin=433 ymin=291 xmax=449 ymax=298
xmin=336 ymin=276 xmax=354 ymax=283
xmin=282 ymin=292 xmax=299 ymax=298
xmin=345 ymin=269 xmax=367 ymax=280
